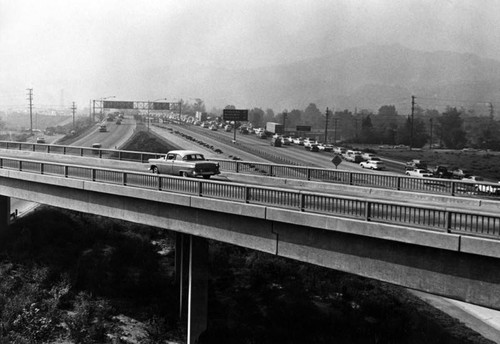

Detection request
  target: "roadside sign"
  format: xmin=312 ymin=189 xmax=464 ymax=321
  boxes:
xmin=223 ymin=109 xmax=248 ymax=121
xmin=331 ymin=154 xmax=342 ymax=168
xmin=296 ymin=125 xmax=311 ymax=132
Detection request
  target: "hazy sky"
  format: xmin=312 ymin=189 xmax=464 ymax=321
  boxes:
xmin=1 ymin=0 xmax=500 ymax=109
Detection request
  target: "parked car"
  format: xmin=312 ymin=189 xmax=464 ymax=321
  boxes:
xmin=148 ymin=150 xmax=220 ymax=179
xmin=360 ymin=160 xmax=386 ymax=170
xmin=36 ymin=137 xmax=46 ymax=143
xmin=405 ymin=169 xmax=433 ymax=178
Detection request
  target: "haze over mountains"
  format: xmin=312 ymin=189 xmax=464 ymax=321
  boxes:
xmin=144 ymin=44 xmax=500 ymax=116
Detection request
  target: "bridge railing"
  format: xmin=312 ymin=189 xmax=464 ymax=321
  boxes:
xmin=1 ymin=156 xmax=500 ymax=240
xmin=0 ymin=141 xmax=499 ymax=200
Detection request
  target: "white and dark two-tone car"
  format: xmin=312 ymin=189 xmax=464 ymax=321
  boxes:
xmin=148 ymin=150 xmax=220 ymax=179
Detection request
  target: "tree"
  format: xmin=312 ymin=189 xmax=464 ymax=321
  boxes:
xmin=438 ymin=107 xmax=467 ymax=149
xmin=360 ymin=115 xmax=375 ymax=143
xmin=303 ymin=103 xmax=323 ymax=129
xmin=248 ymin=108 xmax=265 ymax=127
xmin=192 ymin=98 xmax=206 ymax=113
xmin=263 ymin=109 xmax=275 ymax=124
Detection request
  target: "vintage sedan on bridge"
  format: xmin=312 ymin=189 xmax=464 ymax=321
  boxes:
xmin=148 ymin=150 xmax=220 ymax=179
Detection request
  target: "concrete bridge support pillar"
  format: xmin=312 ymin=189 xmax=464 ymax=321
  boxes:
xmin=0 ymin=196 xmax=11 ymax=232
xmin=176 ymin=233 xmax=209 ymax=344
xmin=176 ymin=233 xmax=190 ymax=321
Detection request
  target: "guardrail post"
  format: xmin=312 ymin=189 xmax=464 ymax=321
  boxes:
xmin=63 ymin=147 xmax=67 ymax=155
xmin=140 ymin=154 xmax=144 ymax=163
xmin=40 ymin=163 xmax=44 ymax=175
xmin=236 ymin=162 xmax=240 ymax=173
xmin=119 ymin=151 xmax=122 ymax=160
xmin=123 ymin=173 xmax=127 ymax=186
xmin=80 ymin=148 xmax=84 ymax=157
xmin=349 ymin=172 xmax=353 ymax=185
xmin=397 ymin=177 xmax=401 ymax=190
xmin=365 ymin=201 xmax=371 ymax=221
xmin=244 ymin=186 xmax=249 ymax=203
xmin=306 ymin=168 xmax=311 ymax=181
xmin=300 ymin=193 xmax=306 ymax=211
xmin=92 ymin=169 xmax=96 ymax=181
xmin=198 ymin=181 xmax=203 ymax=197
xmin=451 ymin=182 xmax=456 ymax=196
xmin=99 ymin=150 xmax=102 ymax=159
xmin=158 ymin=176 xmax=162 ymax=191
xmin=32 ymin=144 xmax=36 ymax=152
xmin=444 ymin=211 xmax=452 ymax=233
xmin=19 ymin=161 xmax=22 ymax=171
xmin=269 ymin=165 xmax=274 ymax=177
xmin=64 ymin=166 xmax=69 ymax=178
xmin=47 ymin=145 xmax=51 ymax=154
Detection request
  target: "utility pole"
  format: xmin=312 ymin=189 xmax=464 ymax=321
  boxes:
xmin=71 ymin=102 xmax=77 ymax=129
xmin=410 ymin=95 xmax=415 ymax=150
xmin=333 ymin=118 xmax=338 ymax=144
xmin=26 ymin=88 xmax=33 ymax=134
xmin=92 ymin=100 xmax=96 ymax=122
xmin=489 ymin=102 xmax=494 ymax=119
xmin=429 ymin=118 xmax=433 ymax=150
xmin=324 ymin=107 xmax=330 ymax=143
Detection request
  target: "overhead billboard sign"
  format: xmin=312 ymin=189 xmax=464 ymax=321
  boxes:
xmin=296 ymin=125 xmax=311 ymax=132
xmin=103 ymin=101 xmax=134 ymax=109
xmin=152 ymin=102 xmax=170 ymax=110
xmin=223 ymin=109 xmax=248 ymax=121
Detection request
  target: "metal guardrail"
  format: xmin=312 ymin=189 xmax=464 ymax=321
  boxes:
xmin=1 ymin=156 xmax=499 ymax=240
xmin=0 ymin=140 xmax=499 ymax=200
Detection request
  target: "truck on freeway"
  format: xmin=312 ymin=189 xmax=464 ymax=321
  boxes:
xmin=266 ymin=122 xmax=284 ymax=134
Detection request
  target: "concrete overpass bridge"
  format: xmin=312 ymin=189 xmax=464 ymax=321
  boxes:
xmin=1 ymin=143 xmax=500 ymax=343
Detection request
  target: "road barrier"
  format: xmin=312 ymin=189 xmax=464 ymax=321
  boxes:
xmin=1 ymin=156 xmax=499 ymax=240
xmin=0 ymin=140 xmax=499 ymax=200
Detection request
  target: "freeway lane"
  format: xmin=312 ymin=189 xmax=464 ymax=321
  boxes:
xmin=9 ymin=116 xmax=137 ymax=219
xmin=72 ymin=117 xmax=135 ymax=149
xmin=161 ymin=123 xmax=396 ymax=175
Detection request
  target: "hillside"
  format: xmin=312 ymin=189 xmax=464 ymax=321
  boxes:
xmin=135 ymin=44 xmax=500 ymax=114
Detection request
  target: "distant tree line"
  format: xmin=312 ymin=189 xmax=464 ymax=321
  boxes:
xmin=179 ymin=99 xmax=499 ymax=150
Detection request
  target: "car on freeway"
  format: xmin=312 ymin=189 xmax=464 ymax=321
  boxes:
xmin=257 ymin=131 xmax=267 ymax=139
xmin=360 ymin=160 xmax=386 ymax=170
xmin=405 ymin=169 xmax=433 ymax=178
xmin=317 ymin=143 xmax=333 ymax=152
xmin=209 ymin=124 xmax=218 ymax=131
xmin=303 ymin=138 xmax=317 ymax=148
xmin=271 ymin=137 xmax=282 ymax=147
xmin=361 ymin=152 xmax=377 ymax=161
xmin=293 ymin=137 xmax=304 ymax=145
xmin=451 ymin=168 xmax=472 ymax=179
xmin=99 ymin=125 xmax=107 ymax=132
xmin=343 ymin=150 xmax=363 ymax=163
xmin=148 ymin=150 xmax=220 ymax=179
xmin=333 ymin=146 xmax=347 ymax=154
xmin=36 ymin=137 xmax=46 ymax=144
xmin=305 ymin=144 xmax=319 ymax=152
xmin=91 ymin=143 xmax=102 ymax=149
xmin=201 ymin=122 xmax=210 ymax=128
